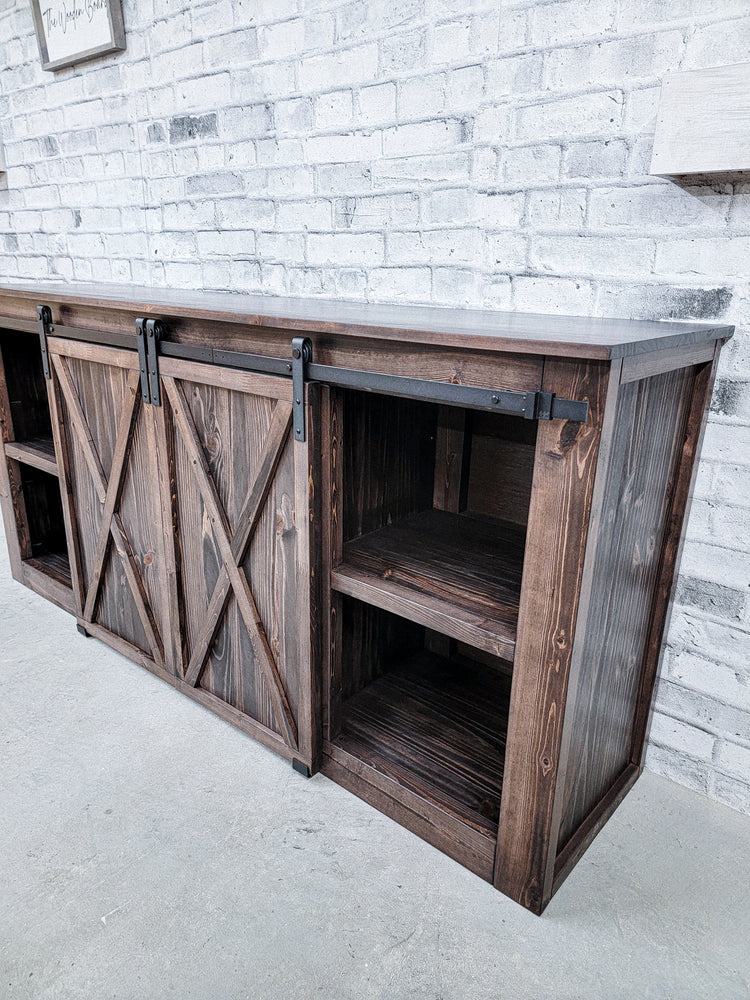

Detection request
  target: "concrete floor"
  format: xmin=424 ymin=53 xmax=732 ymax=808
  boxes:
xmin=1 ymin=537 xmax=749 ymax=1000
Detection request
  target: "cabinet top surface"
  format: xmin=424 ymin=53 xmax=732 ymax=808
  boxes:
xmin=0 ymin=281 xmax=733 ymax=359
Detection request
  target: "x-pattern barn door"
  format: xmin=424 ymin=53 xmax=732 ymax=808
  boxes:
xmin=49 ymin=338 xmax=174 ymax=670
xmin=163 ymin=373 xmax=298 ymax=748
xmin=49 ymin=337 xmax=317 ymax=769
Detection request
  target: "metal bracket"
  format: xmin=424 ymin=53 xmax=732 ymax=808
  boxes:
xmin=146 ymin=319 xmax=163 ymax=406
xmin=37 ymin=304 xmax=52 ymax=379
xmin=135 ymin=317 xmax=163 ymax=405
xmin=292 ymin=758 xmax=311 ymax=778
xmin=135 ymin=317 xmax=150 ymax=402
xmin=291 ymin=336 xmax=312 ymax=441
xmin=534 ymin=391 xmax=554 ymax=421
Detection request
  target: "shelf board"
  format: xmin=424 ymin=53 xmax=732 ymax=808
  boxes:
xmin=334 ymin=649 xmax=511 ymax=837
xmin=332 ymin=509 xmax=524 ymax=661
xmin=5 ymin=437 xmax=58 ymax=477
xmin=26 ymin=551 xmax=71 ymax=588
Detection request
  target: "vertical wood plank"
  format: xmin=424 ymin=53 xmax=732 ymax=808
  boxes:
xmin=493 ymin=358 xmax=610 ymax=914
xmin=51 ymin=347 xmax=165 ymax=662
xmin=295 ymin=383 xmax=320 ymax=771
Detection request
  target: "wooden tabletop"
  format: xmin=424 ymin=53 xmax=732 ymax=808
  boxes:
xmin=0 ymin=281 xmax=733 ymax=359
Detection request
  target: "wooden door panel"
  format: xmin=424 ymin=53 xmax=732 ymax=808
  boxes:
xmin=49 ymin=343 xmax=170 ymax=671
xmin=166 ymin=366 xmax=311 ymax=759
xmin=48 ymin=337 xmax=316 ymax=769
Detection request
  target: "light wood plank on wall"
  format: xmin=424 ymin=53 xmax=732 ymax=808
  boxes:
xmin=650 ymin=63 xmax=750 ymax=176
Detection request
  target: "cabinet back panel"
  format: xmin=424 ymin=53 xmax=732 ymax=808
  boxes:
xmin=342 ymin=390 xmax=437 ymax=542
xmin=20 ymin=465 xmax=67 ymax=557
xmin=465 ymin=437 xmax=535 ymax=526
xmin=340 ymin=594 xmax=425 ymax=702
xmin=0 ymin=330 xmax=52 ymax=442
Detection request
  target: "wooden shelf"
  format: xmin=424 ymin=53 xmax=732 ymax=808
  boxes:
xmin=5 ymin=437 xmax=58 ymax=477
xmin=334 ymin=649 xmax=511 ymax=836
xmin=331 ymin=509 xmax=525 ymax=661
xmin=26 ymin=551 xmax=71 ymax=588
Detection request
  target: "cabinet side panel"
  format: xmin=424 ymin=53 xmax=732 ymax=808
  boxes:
xmin=557 ymin=365 xmax=695 ymax=848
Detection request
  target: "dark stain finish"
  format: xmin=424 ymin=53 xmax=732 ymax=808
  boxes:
xmin=0 ymin=286 xmax=732 ymax=917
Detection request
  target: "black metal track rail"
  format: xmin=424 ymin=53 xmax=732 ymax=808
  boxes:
xmin=1 ymin=312 xmax=589 ymax=431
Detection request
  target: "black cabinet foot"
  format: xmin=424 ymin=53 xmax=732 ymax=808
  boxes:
xmin=292 ymin=759 xmax=311 ymax=778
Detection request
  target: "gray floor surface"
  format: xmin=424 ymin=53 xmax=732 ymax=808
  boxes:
xmin=1 ymin=532 xmax=749 ymax=1000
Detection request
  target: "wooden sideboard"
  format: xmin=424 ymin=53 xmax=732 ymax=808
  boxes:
xmin=0 ymin=282 xmax=732 ymax=914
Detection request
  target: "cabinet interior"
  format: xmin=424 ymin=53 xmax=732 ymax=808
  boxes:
xmin=0 ymin=329 xmax=70 ymax=586
xmin=19 ymin=463 xmax=70 ymax=585
xmin=329 ymin=389 xmax=537 ymax=835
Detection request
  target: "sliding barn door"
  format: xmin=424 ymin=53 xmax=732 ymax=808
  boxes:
xmin=49 ymin=338 xmax=318 ymax=771
xmin=160 ymin=356 xmax=317 ymax=768
xmin=49 ymin=338 xmax=176 ymax=672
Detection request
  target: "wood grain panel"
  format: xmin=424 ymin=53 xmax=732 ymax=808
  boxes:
xmin=51 ymin=345 xmax=169 ymax=666
xmin=342 ymin=390 xmax=436 ymax=543
xmin=47 ymin=368 xmax=85 ymax=614
xmin=167 ymin=377 xmax=295 ymax=743
xmin=0 ymin=329 xmax=53 ymax=443
xmin=166 ymin=363 xmax=315 ymax=766
xmin=21 ymin=559 xmax=76 ymax=612
xmin=556 ymin=366 xmax=695 ymax=849
xmin=4 ymin=438 xmax=58 ymax=476
xmin=322 ymin=744 xmax=497 ymax=881
xmin=324 ymin=388 xmax=344 ymax=741
xmin=0 ymin=329 xmax=73 ymax=594
xmin=60 ymin=355 xmax=150 ymax=652
xmin=630 ymin=350 xmax=722 ymax=766
xmin=333 ymin=509 xmax=524 ymax=661
xmin=338 ymin=593 xmax=424 ymax=701
xmin=620 ymin=341 xmax=715 ymax=383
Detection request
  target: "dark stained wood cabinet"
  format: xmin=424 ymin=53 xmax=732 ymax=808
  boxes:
xmin=0 ymin=282 xmax=732 ymax=914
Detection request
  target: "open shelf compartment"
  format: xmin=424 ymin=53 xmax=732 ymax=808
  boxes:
xmin=332 ymin=388 xmax=536 ymax=662
xmin=332 ymin=597 xmax=512 ymax=837
xmin=15 ymin=461 xmax=71 ymax=587
xmin=326 ymin=388 xmax=538 ymax=853
xmin=333 ymin=508 xmax=525 ymax=661
xmin=0 ymin=328 xmax=70 ymax=588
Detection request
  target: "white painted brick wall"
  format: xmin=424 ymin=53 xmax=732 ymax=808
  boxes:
xmin=0 ymin=0 xmax=748 ymax=813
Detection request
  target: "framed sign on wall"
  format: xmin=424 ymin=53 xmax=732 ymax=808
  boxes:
xmin=30 ymin=0 xmax=126 ymax=71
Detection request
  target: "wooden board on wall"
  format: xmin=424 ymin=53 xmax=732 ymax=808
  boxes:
xmin=650 ymin=62 xmax=750 ymax=176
